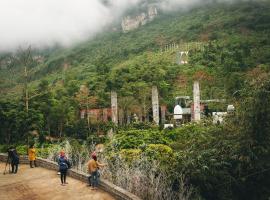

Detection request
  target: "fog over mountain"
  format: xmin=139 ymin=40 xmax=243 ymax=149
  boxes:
xmin=0 ymin=0 xmax=247 ymax=52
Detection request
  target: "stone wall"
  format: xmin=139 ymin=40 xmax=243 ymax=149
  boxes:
xmin=0 ymin=153 xmax=141 ymax=200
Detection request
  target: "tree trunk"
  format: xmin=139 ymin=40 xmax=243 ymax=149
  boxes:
xmin=59 ymin=121 xmax=63 ymax=138
xmin=47 ymin=117 xmax=51 ymax=137
xmin=24 ymin=67 xmax=29 ymax=112
xmin=86 ymin=103 xmax=90 ymax=138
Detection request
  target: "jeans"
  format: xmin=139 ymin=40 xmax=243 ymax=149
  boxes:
xmin=88 ymin=175 xmax=92 ymax=186
xmin=90 ymin=171 xmax=99 ymax=187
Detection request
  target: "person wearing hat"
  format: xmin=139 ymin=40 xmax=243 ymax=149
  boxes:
xmin=28 ymin=144 xmax=37 ymax=168
xmin=58 ymin=151 xmax=71 ymax=186
xmin=87 ymin=152 xmax=106 ymax=190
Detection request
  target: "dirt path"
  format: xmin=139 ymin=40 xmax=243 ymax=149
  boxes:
xmin=0 ymin=162 xmax=115 ymax=200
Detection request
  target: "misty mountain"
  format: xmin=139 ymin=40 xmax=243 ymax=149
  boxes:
xmin=0 ymin=0 xmax=269 ymax=105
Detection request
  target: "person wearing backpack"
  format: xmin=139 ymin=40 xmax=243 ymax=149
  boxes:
xmin=87 ymin=152 xmax=106 ymax=190
xmin=58 ymin=151 xmax=70 ymax=186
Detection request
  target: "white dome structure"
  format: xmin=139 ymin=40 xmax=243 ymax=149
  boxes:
xmin=227 ymin=105 xmax=235 ymax=113
xmin=174 ymin=105 xmax=183 ymax=119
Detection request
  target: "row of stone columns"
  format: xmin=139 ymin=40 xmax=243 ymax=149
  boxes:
xmin=110 ymin=82 xmax=201 ymax=126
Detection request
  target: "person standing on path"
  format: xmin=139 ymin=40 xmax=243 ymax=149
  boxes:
xmin=8 ymin=146 xmax=19 ymax=174
xmin=28 ymin=144 xmax=37 ymax=168
xmin=58 ymin=151 xmax=71 ymax=186
xmin=87 ymin=152 xmax=106 ymax=190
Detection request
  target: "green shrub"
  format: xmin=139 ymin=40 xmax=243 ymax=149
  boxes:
xmin=0 ymin=144 xmax=9 ymax=153
xmin=112 ymin=129 xmax=171 ymax=150
xmin=16 ymin=145 xmax=28 ymax=155
xmin=120 ymin=149 xmax=142 ymax=162
xmin=145 ymin=144 xmax=174 ymax=165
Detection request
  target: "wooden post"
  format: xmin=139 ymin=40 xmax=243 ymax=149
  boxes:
xmin=24 ymin=66 xmax=29 ymax=112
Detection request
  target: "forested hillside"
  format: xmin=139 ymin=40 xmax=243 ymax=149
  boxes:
xmin=1 ymin=0 xmax=270 ymax=141
xmin=1 ymin=1 xmax=269 ymax=103
xmin=1 ymin=1 xmax=270 ymax=199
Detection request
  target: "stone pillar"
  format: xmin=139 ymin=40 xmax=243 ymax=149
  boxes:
xmin=193 ymin=81 xmax=201 ymax=122
xmin=102 ymin=108 xmax=108 ymax=122
xmin=152 ymin=86 xmax=160 ymax=125
xmin=160 ymin=105 xmax=166 ymax=124
xmin=111 ymin=91 xmax=118 ymax=125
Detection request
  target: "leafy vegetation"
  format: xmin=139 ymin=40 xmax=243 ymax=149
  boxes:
xmin=0 ymin=1 xmax=270 ymax=199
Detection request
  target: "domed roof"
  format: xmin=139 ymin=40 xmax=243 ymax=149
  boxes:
xmin=227 ymin=105 xmax=235 ymax=112
xmin=174 ymin=105 xmax=183 ymax=115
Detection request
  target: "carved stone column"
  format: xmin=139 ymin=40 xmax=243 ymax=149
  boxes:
xmin=111 ymin=91 xmax=118 ymax=125
xmin=152 ymin=86 xmax=159 ymax=125
xmin=193 ymin=81 xmax=201 ymax=122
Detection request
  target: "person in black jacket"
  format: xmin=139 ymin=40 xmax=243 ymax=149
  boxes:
xmin=8 ymin=147 xmax=19 ymax=174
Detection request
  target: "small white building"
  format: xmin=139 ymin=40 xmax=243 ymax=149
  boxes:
xmin=174 ymin=105 xmax=183 ymax=120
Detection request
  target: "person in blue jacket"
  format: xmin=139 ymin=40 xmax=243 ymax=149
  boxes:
xmin=58 ymin=151 xmax=71 ymax=186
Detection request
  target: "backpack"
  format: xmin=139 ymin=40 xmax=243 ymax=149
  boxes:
xmin=59 ymin=157 xmax=68 ymax=171
xmin=66 ymin=160 xmax=71 ymax=169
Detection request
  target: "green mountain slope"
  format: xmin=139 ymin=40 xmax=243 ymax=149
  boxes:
xmin=0 ymin=0 xmax=269 ymax=107
xmin=1 ymin=2 xmax=270 ymax=199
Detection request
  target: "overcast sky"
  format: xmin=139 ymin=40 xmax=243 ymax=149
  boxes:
xmin=0 ymin=0 xmax=239 ymax=52
xmin=0 ymin=0 xmax=143 ymax=52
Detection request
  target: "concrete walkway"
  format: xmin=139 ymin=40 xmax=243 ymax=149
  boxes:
xmin=0 ymin=162 xmax=115 ymax=200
